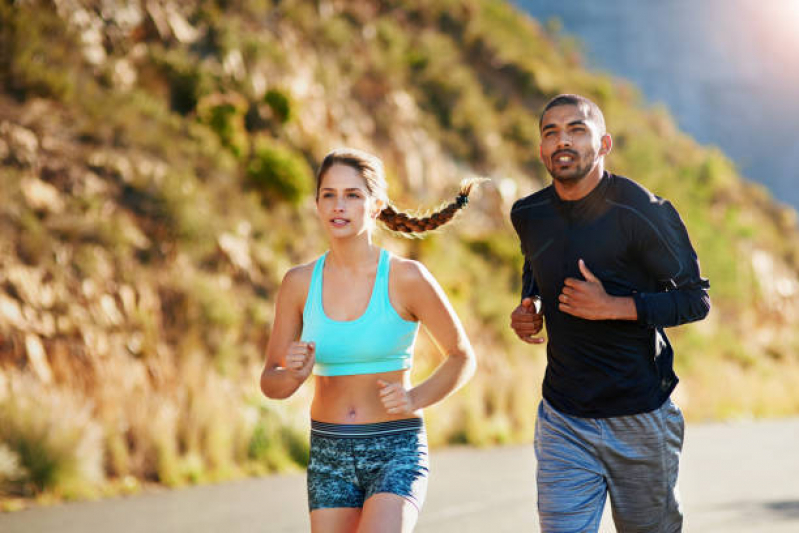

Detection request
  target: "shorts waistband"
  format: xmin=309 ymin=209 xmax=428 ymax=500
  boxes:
xmin=311 ymin=418 xmax=424 ymax=438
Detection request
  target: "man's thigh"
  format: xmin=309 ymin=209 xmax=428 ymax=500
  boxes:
xmin=600 ymin=399 xmax=685 ymax=533
xmin=534 ymin=400 xmax=607 ymax=533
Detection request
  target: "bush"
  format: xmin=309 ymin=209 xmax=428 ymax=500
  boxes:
xmin=197 ymin=94 xmax=249 ymax=158
xmin=0 ymin=373 xmax=104 ymax=498
xmin=264 ymin=89 xmax=293 ymax=124
xmin=0 ymin=2 xmax=79 ymax=102
xmin=246 ymin=140 xmax=313 ymax=205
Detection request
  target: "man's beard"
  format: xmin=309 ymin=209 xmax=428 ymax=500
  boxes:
xmin=549 ymin=160 xmax=593 ymax=182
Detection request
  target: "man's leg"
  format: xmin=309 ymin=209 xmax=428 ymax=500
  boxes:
xmin=600 ymin=399 xmax=685 ymax=533
xmin=535 ymin=399 xmax=608 ymax=533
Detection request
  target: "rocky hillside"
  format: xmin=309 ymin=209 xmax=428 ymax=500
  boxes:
xmin=1 ymin=0 xmax=798 ymax=505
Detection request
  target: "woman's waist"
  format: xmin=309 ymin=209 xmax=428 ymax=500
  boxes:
xmin=311 ymin=371 xmax=419 ymax=424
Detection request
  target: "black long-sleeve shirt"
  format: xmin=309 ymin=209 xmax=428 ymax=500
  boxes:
xmin=511 ymin=172 xmax=710 ymax=418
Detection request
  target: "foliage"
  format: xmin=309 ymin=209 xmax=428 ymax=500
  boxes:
xmin=1 ymin=0 xmax=798 ymax=508
xmin=246 ymin=140 xmax=314 ymax=206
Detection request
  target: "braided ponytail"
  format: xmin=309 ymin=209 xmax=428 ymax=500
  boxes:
xmin=316 ymin=148 xmax=486 ymax=238
xmin=377 ymin=177 xmax=487 ymax=238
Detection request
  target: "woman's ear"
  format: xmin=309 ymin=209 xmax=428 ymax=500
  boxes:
xmin=371 ymin=198 xmax=385 ymax=219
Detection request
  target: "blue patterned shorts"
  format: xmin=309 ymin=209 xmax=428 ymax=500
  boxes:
xmin=307 ymin=418 xmax=429 ymax=512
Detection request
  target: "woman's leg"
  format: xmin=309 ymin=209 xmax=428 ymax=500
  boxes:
xmin=310 ymin=508 xmax=361 ymax=533
xmin=357 ymin=493 xmax=419 ymax=533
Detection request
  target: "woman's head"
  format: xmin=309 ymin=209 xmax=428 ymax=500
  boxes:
xmin=316 ymin=148 xmax=484 ymax=238
xmin=316 ymin=148 xmax=388 ymax=206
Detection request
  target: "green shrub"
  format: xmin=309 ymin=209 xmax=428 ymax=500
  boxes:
xmin=197 ymin=95 xmax=249 ymax=158
xmin=246 ymin=140 xmax=313 ymax=205
xmin=264 ymin=89 xmax=293 ymax=124
xmin=0 ymin=2 xmax=79 ymax=101
xmin=0 ymin=375 xmax=104 ymax=497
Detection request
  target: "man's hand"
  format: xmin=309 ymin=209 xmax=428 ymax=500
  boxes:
xmin=284 ymin=341 xmax=315 ymax=382
xmin=559 ymin=260 xmax=636 ymax=320
xmin=511 ymin=297 xmax=545 ymax=344
xmin=377 ymin=380 xmax=415 ymax=415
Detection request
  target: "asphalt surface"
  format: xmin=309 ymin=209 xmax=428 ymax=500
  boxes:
xmin=2 ymin=417 xmax=798 ymax=532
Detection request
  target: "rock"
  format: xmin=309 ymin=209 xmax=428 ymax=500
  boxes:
xmin=21 ymin=177 xmax=66 ymax=214
xmin=0 ymin=122 xmax=39 ymax=167
xmin=25 ymin=334 xmax=53 ymax=384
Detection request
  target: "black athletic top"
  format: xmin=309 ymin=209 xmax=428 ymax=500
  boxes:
xmin=510 ymin=172 xmax=710 ymax=418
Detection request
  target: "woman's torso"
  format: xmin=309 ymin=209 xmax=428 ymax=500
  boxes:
xmin=299 ymin=248 xmax=422 ymax=423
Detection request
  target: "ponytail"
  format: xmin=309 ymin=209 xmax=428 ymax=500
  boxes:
xmin=378 ymin=177 xmax=487 ymax=238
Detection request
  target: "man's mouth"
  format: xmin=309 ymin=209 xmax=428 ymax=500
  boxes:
xmin=553 ymin=150 xmax=577 ymax=164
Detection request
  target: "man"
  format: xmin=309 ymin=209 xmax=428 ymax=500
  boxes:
xmin=510 ymin=94 xmax=710 ymax=532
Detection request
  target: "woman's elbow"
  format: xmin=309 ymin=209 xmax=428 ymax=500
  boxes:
xmin=260 ymin=369 xmax=292 ymax=400
xmin=453 ymin=345 xmax=477 ymax=381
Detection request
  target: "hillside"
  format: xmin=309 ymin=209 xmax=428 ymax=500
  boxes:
xmin=1 ymin=0 xmax=798 ymax=505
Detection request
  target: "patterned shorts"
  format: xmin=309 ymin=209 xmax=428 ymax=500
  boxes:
xmin=307 ymin=418 xmax=429 ymax=512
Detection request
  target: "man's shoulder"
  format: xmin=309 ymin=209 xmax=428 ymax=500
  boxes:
xmin=608 ymin=173 xmax=669 ymax=211
xmin=511 ymin=185 xmax=553 ymax=218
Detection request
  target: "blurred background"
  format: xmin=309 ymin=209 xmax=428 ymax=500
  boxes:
xmin=1 ymin=0 xmax=798 ymax=510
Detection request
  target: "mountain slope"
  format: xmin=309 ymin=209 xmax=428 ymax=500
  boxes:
xmin=1 ymin=0 xmax=798 ymax=504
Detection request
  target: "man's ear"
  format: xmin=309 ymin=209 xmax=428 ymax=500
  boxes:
xmin=539 ymin=144 xmax=544 ymax=160
xmin=599 ymin=133 xmax=612 ymax=156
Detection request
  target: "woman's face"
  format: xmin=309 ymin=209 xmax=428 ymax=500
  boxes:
xmin=316 ymin=164 xmax=381 ymax=239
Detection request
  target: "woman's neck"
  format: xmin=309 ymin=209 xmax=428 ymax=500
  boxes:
xmin=327 ymin=238 xmax=380 ymax=272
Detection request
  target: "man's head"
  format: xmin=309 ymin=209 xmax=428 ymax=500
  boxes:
xmin=538 ymin=94 xmax=611 ymax=185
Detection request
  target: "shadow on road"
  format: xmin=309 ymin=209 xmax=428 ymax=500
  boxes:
xmin=764 ymin=501 xmax=799 ymax=520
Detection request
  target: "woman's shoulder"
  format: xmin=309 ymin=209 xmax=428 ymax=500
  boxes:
xmin=280 ymin=259 xmax=318 ymax=295
xmin=388 ymin=253 xmax=435 ymax=288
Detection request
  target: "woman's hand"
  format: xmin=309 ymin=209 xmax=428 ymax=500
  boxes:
xmin=285 ymin=341 xmax=315 ymax=382
xmin=377 ymin=379 xmax=415 ymax=415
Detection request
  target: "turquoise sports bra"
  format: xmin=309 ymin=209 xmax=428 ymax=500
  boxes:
xmin=300 ymin=249 xmax=420 ymax=376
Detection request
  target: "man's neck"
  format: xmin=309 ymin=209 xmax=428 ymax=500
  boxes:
xmin=552 ymin=164 xmax=605 ymax=201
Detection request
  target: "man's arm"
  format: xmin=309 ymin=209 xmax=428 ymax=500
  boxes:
xmin=630 ymin=200 xmax=710 ymax=328
xmin=559 ymin=199 xmax=709 ymax=325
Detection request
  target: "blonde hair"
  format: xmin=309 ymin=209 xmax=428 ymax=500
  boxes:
xmin=316 ymin=148 xmax=484 ymax=237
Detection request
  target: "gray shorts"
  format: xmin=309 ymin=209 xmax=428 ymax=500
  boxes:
xmin=535 ymin=398 xmax=685 ymax=533
xmin=307 ymin=419 xmax=429 ymax=512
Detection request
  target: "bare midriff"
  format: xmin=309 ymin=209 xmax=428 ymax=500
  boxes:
xmin=310 ymin=370 xmax=422 ymax=424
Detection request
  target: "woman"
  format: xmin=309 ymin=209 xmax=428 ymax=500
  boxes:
xmin=261 ymin=148 xmax=478 ymax=532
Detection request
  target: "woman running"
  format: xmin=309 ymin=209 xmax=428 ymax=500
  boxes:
xmin=261 ymin=148 xmax=478 ymax=532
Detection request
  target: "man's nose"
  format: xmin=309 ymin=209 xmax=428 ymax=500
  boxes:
xmin=556 ymin=131 xmax=572 ymax=147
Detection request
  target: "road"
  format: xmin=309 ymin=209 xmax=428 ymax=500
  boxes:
xmin=2 ymin=418 xmax=798 ymax=532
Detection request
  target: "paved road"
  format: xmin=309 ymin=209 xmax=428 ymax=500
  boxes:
xmin=2 ymin=418 xmax=798 ymax=532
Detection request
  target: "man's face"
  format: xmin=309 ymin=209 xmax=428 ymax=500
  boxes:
xmin=539 ymin=104 xmax=609 ymax=183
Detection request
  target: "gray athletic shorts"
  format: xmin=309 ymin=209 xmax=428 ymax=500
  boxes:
xmin=307 ymin=419 xmax=429 ymax=512
xmin=535 ymin=398 xmax=685 ymax=532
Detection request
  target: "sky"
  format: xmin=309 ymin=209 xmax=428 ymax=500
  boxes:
xmin=515 ymin=0 xmax=799 ymax=210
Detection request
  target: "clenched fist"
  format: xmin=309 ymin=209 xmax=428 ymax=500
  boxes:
xmin=377 ymin=379 xmax=415 ymax=415
xmin=285 ymin=341 xmax=315 ymax=382
xmin=511 ymin=297 xmax=545 ymax=344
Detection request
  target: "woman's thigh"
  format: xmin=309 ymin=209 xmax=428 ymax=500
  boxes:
xmin=310 ymin=507 xmax=361 ymax=533
xmin=357 ymin=493 xmax=419 ymax=533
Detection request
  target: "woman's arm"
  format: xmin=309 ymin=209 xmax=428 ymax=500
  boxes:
xmin=260 ymin=267 xmax=314 ymax=399
xmin=379 ymin=260 xmax=476 ymax=415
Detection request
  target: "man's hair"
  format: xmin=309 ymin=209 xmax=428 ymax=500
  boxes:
xmin=539 ymin=94 xmax=606 ymax=134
